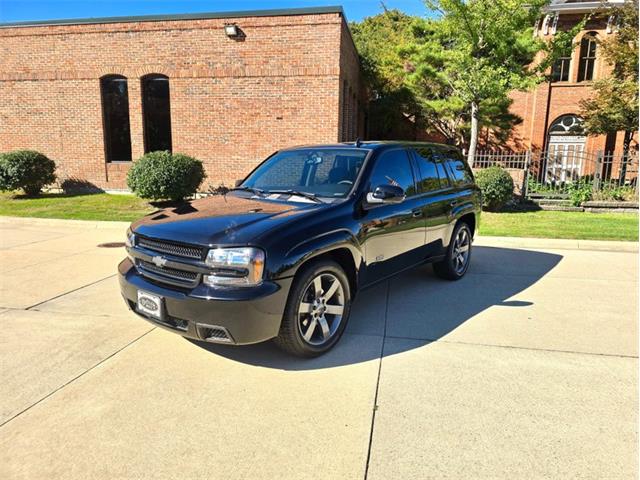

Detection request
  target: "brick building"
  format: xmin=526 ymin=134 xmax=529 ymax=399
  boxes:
xmin=0 ymin=6 xmax=363 ymax=190
xmin=508 ymin=0 xmax=632 ymax=156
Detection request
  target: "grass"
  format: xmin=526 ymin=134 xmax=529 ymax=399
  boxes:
xmin=0 ymin=192 xmax=637 ymax=241
xmin=479 ymin=210 xmax=638 ymax=241
xmin=0 ymin=192 xmax=154 ymax=222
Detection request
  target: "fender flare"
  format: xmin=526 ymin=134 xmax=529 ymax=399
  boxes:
xmin=277 ymin=228 xmax=363 ymax=281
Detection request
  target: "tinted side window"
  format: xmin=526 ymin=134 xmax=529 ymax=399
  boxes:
xmin=413 ymin=148 xmax=442 ymax=192
xmin=446 ymin=153 xmax=474 ymax=187
xmin=436 ymin=162 xmax=450 ymax=188
xmin=369 ymin=149 xmax=416 ymax=196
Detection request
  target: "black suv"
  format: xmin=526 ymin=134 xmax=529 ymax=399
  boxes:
xmin=119 ymin=142 xmax=481 ymax=356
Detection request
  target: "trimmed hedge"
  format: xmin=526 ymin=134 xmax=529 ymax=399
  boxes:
xmin=127 ymin=151 xmax=206 ymax=202
xmin=475 ymin=166 xmax=514 ymax=211
xmin=0 ymin=150 xmax=56 ymax=196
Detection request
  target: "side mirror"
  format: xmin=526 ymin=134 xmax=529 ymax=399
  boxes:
xmin=366 ymin=184 xmax=406 ymax=205
xmin=234 ymin=179 xmax=243 ymax=187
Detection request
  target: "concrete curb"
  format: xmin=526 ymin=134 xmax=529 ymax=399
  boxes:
xmin=476 ymin=235 xmax=639 ymax=253
xmin=0 ymin=216 xmax=130 ymax=230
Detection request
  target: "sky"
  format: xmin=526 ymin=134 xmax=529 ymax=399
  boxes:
xmin=0 ymin=0 xmax=428 ymax=24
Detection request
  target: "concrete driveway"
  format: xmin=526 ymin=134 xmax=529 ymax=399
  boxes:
xmin=0 ymin=217 xmax=637 ymax=479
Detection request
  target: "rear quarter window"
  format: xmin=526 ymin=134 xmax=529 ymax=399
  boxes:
xmin=445 ymin=152 xmax=474 ymax=187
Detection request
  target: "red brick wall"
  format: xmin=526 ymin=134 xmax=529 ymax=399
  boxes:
xmin=0 ymin=12 xmax=359 ymax=190
xmin=505 ymin=13 xmax=636 ymax=155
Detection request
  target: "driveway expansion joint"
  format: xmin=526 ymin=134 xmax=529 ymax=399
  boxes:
xmin=0 ymin=327 xmax=155 ymax=429
xmin=363 ymin=279 xmax=390 ymax=480
xmin=25 ymin=273 xmax=117 ymax=310
xmin=384 ymin=335 xmax=639 ymax=359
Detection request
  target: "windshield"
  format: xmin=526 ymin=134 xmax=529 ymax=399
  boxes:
xmin=240 ymin=148 xmax=370 ymax=200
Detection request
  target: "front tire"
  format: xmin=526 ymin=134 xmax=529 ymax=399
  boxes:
xmin=433 ymin=222 xmax=473 ymax=280
xmin=274 ymin=260 xmax=351 ymax=357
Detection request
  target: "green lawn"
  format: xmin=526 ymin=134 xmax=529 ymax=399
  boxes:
xmin=479 ymin=210 xmax=639 ymax=241
xmin=0 ymin=192 xmax=637 ymax=241
xmin=0 ymin=192 xmax=154 ymax=222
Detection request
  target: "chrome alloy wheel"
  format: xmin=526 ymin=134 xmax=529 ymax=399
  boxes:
xmin=452 ymin=226 xmax=471 ymax=274
xmin=297 ymin=273 xmax=345 ymax=346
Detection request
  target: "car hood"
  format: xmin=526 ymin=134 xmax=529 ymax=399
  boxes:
xmin=131 ymin=194 xmax=325 ymax=246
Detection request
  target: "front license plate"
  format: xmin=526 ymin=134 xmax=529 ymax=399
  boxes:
xmin=137 ymin=290 xmax=162 ymax=320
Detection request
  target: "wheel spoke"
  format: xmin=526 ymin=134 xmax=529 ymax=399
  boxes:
xmin=325 ymin=304 xmax=344 ymax=315
xmin=459 ymin=244 xmax=469 ymax=253
xmin=303 ymin=319 xmax=317 ymax=341
xmin=324 ymin=278 xmax=340 ymax=301
xmin=318 ymin=316 xmax=330 ymax=340
xmin=313 ymin=277 xmax=323 ymax=297
xmin=299 ymin=302 xmax=313 ymax=314
xmin=298 ymin=272 xmax=347 ymax=346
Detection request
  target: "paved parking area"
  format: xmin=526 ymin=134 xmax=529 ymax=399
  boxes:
xmin=0 ymin=217 xmax=637 ymax=479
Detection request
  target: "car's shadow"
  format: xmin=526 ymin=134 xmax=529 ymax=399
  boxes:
xmin=189 ymin=246 xmax=562 ymax=370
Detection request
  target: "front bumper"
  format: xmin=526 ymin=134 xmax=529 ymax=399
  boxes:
xmin=118 ymin=258 xmax=292 ymax=345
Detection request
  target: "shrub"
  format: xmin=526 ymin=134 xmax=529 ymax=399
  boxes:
xmin=0 ymin=150 xmax=56 ymax=196
xmin=593 ymin=183 xmax=638 ymax=202
xmin=474 ymin=166 xmax=514 ymax=211
xmin=127 ymin=151 xmax=206 ymax=201
xmin=567 ymin=180 xmax=592 ymax=206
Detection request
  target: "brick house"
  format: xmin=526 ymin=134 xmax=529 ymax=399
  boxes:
xmin=508 ymin=0 xmax=632 ymax=156
xmin=0 ymin=6 xmax=363 ymax=190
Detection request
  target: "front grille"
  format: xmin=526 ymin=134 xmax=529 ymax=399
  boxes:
xmin=138 ymin=260 xmax=199 ymax=287
xmin=137 ymin=236 xmax=203 ymax=259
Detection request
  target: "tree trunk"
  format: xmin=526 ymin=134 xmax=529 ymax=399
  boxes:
xmin=620 ymin=130 xmax=633 ymax=184
xmin=467 ymin=101 xmax=479 ymax=167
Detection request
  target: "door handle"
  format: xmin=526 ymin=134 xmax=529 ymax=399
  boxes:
xmin=411 ymin=209 xmax=423 ymax=218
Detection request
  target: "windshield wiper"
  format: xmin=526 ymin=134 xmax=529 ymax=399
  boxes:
xmin=226 ymin=186 xmax=265 ymax=197
xmin=266 ymin=189 xmax=323 ymax=203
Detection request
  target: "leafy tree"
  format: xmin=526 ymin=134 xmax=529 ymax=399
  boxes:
xmin=350 ymin=9 xmax=422 ymax=139
xmin=402 ymin=0 xmax=549 ymax=165
xmin=580 ymin=0 xmax=639 ymax=161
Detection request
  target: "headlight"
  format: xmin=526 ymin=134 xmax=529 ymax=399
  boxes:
xmin=204 ymin=247 xmax=265 ymax=287
xmin=125 ymin=229 xmax=135 ymax=248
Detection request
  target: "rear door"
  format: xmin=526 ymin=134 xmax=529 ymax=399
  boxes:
xmin=360 ymin=148 xmax=426 ymax=283
xmin=441 ymin=150 xmax=477 ymax=244
xmin=411 ymin=147 xmax=456 ymax=253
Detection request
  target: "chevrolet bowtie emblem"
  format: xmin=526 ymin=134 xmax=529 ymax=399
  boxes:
xmin=151 ymin=255 xmax=168 ymax=267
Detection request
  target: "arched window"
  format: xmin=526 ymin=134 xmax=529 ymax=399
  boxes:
xmin=546 ymin=114 xmax=586 ymax=182
xmin=142 ymin=74 xmax=172 ymax=153
xmin=100 ymin=75 xmax=132 ymax=162
xmin=577 ymin=32 xmax=597 ymax=82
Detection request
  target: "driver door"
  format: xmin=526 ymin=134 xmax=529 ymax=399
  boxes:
xmin=360 ymin=148 xmax=426 ymax=283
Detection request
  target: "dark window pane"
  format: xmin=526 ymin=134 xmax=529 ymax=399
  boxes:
xmin=413 ymin=148 xmax=442 ymax=192
xmin=552 ymin=57 xmax=570 ymax=82
xmin=445 ymin=153 xmax=474 ymax=187
xmin=436 ymin=162 xmax=450 ymax=187
xmin=101 ymin=76 xmax=132 ymax=162
xmin=578 ymin=34 xmax=597 ymax=82
xmin=142 ymin=76 xmax=172 ymax=153
xmin=369 ymin=149 xmax=416 ymax=196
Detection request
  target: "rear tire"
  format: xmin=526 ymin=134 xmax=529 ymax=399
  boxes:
xmin=433 ymin=222 xmax=473 ymax=281
xmin=274 ymin=259 xmax=351 ymax=357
